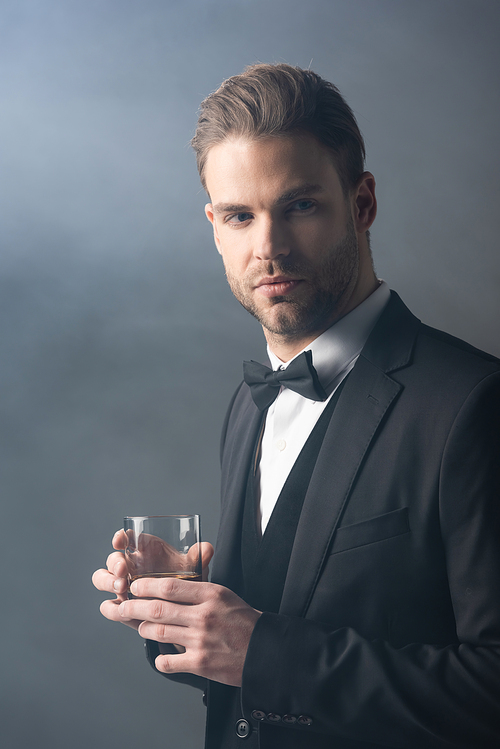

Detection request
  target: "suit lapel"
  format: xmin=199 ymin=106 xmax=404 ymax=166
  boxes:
xmin=211 ymin=389 xmax=263 ymax=591
xmin=279 ymin=358 xmax=402 ymax=615
xmin=280 ymin=292 xmax=421 ymax=617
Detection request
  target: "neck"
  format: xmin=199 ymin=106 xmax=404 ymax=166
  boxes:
xmin=265 ymin=330 xmax=326 ymax=363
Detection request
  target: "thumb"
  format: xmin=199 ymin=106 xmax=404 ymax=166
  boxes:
xmin=186 ymin=541 xmax=214 ymax=574
xmin=201 ymin=542 xmax=214 ymax=581
xmin=200 ymin=542 xmax=215 ymax=569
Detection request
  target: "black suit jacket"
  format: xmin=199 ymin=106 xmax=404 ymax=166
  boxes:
xmin=209 ymin=292 xmax=500 ymax=748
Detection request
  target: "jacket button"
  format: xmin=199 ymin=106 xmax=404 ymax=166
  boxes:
xmin=282 ymin=714 xmax=297 ymax=724
xmin=251 ymin=710 xmax=266 ymax=721
xmin=267 ymin=713 xmax=281 ymax=722
xmin=235 ymin=719 xmax=252 ymax=739
xmin=298 ymin=715 xmax=313 ymax=726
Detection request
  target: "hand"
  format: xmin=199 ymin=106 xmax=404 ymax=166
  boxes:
xmin=92 ymin=530 xmax=215 ymax=631
xmin=119 ymin=576 xmax=262 ymax=687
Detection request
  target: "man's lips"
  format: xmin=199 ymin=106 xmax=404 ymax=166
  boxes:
xmin=254 ymin=276 xmax=303 ymax=298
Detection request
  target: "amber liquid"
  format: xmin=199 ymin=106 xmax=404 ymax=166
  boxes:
xmin=128 ymin=571 xmax=201 ymax=598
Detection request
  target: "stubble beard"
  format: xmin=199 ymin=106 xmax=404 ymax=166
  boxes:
xmin=225 ymin=217 xmax=360 ymax=342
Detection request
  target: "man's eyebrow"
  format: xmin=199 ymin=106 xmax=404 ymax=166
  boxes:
xmin=212 ymin=203 xmax=250 ymax=216
xmin=275 ymin=183 xmax=324 ymax=204
xmin=211 ymin=184 xmax=325 ymax=216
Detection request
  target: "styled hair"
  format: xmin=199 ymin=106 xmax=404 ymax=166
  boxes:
xmin=192 ymin=62 xmax=366 ymax=194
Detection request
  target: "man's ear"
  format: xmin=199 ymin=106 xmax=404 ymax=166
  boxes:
xmin=205 ymin=204 xmax=222 ymax=255
xmin=352 ymin=172 xmax=377 ymax=234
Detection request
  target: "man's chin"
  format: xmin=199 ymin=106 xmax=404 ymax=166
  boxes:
xmin=257 ymin=308 xmax=321 ymax=339
xmin=236 ymin=292 xmax=326 ymax=338
xmin=250 ymin=295 xmax=344 ymax=340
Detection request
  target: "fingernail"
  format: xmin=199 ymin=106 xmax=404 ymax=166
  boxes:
xmin=113 ymin=579 xmax=123 ymax=591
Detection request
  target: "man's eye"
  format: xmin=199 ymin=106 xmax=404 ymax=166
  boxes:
xmin=227 ymin=212 xmax=252 ymax=225
xmin=291 ymin=200 xmax=314 ymax=211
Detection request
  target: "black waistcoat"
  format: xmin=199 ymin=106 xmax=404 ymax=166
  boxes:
xmin=205 ymin=383 xmax=346 ymax=749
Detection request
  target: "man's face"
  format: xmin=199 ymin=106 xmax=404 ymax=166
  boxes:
xmin=204 ymin=133 xmax=370 ymax=346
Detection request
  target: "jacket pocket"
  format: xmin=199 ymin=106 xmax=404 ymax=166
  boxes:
xmin=329 ymin=507 xmax=410 ymax=555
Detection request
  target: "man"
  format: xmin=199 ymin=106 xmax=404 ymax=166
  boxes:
xmin=93 ymin=64 xmax=500 ymax=747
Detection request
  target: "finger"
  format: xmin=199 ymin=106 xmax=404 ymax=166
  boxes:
xmin=112 ymin=528 xmax=128 ymax=550
xmin=200 ymin=542 xmax=214 ymax=582
xmin=112 ymin=529 xmax=128 ymax=550
xmin=106 ymin=551 xmax=128 ymax=580
xmin=186 ymin=541 xmax=214 ymax=569
xmin=186 ymin=542 xmax=201 ymax=568
xmin=111 ymin=528 xmax=128 ymax=551
xmin=130 ymin=576 xmax=213 ymax=603
xmin=154 ymin=651 xmax=196 ymax=675
xmin=200 ymin=542 xmax=214 ymax=570
xmin=100 ymin=598 xmax=141 ymax=630
xmin=137 ymin=620 xmax=190 ymax=644
xmin=184 ymin=542 xmax=213 ymax=581
xmin=92 ymin=567 xmax=127 ymax=596
xmin=119 ymin=597 xmax=194 ymax=628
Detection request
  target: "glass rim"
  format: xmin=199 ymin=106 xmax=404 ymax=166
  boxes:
xmin=123 ymin=514 xmax=200 ymax=520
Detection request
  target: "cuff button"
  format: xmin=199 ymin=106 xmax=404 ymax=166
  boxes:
xmin=251 ymin=710 xmax=266 ymax=721
xmin=298 ymin=715 xmax=313 ymax=726
xmin=282 ymin=714 xmax=297 ymax=724
xmin=267 ymin=713 xmax=281 ymax=723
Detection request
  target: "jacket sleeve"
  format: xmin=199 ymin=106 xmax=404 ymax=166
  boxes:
xmin=240 ymin=371 xmax=500 ymax=748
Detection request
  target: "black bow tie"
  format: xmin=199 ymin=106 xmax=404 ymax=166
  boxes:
xmin=243 ymin=350 xmax=327 ymax=411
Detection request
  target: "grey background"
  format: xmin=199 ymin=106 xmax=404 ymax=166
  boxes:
xmin=1 ymin=1 xmax=499 ymax=747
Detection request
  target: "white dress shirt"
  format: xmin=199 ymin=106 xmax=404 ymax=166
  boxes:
xmin=257 ymin=281 xmax=391 ymax=535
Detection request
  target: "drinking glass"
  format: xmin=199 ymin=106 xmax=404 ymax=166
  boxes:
xmin=123 ymin=515 xmax=202 ymax=592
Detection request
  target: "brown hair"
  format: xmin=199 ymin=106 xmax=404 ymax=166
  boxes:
xmin=192 ymin=62 xmax=366 ymax=194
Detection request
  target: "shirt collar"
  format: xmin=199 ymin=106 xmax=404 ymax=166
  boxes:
xmin=267 ymin=281 xmax=391 ymax=390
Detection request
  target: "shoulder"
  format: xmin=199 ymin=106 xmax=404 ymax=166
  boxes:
xmin=409 ymin=319 xmax=500 ymax=404
xmin=360 ymin=291 xmax=500 ymax=432
xmin=373 ymin=290 xmax=500 ymax=384
xmin=417 ymin=321 xmax=499 ymax=368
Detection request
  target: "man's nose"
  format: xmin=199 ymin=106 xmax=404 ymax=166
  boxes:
xmin=253 ymin=217 xmax=290 ymax=261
